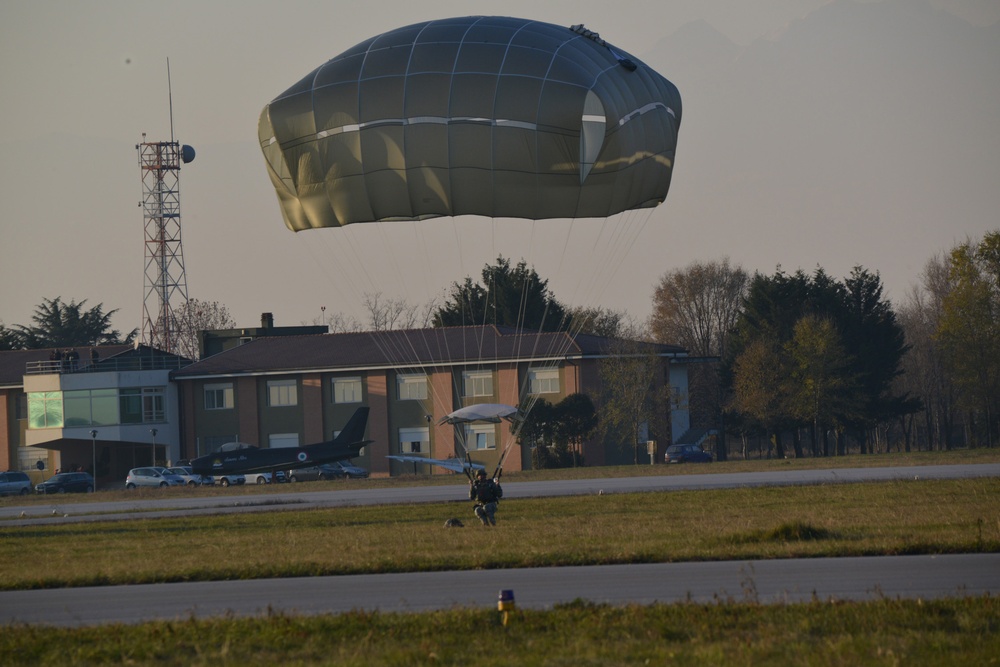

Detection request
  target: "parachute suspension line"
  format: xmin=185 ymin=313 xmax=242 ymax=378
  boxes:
xmin=297 ymin=229 xmax=370 ymax=328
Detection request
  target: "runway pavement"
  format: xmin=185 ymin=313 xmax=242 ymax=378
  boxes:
xmin=2 ymin=554 xmax=997 ymax=627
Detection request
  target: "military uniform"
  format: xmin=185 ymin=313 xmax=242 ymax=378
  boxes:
xmin=469 ymin=472 xmax=503 ymax=526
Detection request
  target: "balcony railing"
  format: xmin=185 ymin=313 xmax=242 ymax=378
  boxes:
xmin=25 ymin=356 xmax=192 ymax=375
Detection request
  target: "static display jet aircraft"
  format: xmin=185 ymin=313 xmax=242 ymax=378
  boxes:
xmin=190 ymin=407 xmax=371 ymax=476
xmin=386 ymin=454 xmax=486 ymax=475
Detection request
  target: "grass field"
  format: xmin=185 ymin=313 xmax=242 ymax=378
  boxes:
xmin=3 ymin=598 xmax=998 ymax=666
xmin=1 ymin=477 xmax=998 ymax=590
xmin=2 ymin=452 xmax=997 ymax=665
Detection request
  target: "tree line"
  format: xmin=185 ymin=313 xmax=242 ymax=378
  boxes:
xmin=650 ymin=232 xmax=999 ymax=456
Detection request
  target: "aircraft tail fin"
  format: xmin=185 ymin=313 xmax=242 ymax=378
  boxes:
xmin=333 ymin=406 xmax=371 ymax=451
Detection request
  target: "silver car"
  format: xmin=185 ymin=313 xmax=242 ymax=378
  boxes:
xmin=167 ymin=466 xmax=214 ymax=486
xmin=125 ymin=467 xmax=186 ymax=489
xmin=0 ymin=471 xmax=33 ymax=496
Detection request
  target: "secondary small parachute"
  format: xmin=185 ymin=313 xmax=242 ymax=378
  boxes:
xmin=258 ymin=16 xmax=681 ymax=231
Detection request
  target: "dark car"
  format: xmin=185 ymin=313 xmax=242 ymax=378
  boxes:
xmin=327 ymin=460 xmax=369 ymax=479
xmin=35 ymin=472 xmax=95 ymax=494
xmin=664 ymin=444 xmax=712 ymax=464
xmin=287 ymin=461 xmax=369 ymax=482
xmin=286 ymin=464 xmax=340 ymax=482
xmin=0 ymin=471 xmax=32 ymax=496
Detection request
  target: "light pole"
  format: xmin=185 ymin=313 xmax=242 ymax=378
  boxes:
xmin=89 ymin=429 xmax=98 ymax=492
xmin=150 ymin=428 xmax=158 ymax=466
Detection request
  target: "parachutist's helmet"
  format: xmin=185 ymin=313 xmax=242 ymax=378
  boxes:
xmin=477 ymin=470 xmax=487 ymax=479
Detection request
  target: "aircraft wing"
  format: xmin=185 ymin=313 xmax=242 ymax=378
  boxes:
xmin=191 ymin=407 xmax=371 ymax=476
xmin=387 ymin=454 xmax=486 ymax=474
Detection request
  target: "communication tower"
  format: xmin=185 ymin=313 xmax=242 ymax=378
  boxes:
xmin=137 ymin=60 xmax=195 ymax=354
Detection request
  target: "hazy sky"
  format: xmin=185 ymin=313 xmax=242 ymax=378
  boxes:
xmin=1 ymin=0 xmax=997 ymax=337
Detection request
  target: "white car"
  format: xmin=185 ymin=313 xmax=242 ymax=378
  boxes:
xmin=244 ymin=471 xmax=287 ymax=485
xmin=215 ymin=474 xmax=246 ymax=487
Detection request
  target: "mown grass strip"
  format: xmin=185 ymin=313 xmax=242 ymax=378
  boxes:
xmin=2 ymin=597 xmax=997 ymax=666
xmin=2 ymin=478 xmax=997 ymax=590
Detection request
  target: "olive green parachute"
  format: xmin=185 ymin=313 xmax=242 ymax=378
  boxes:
xmin=259 ymin=17 xmax=681 ymax=231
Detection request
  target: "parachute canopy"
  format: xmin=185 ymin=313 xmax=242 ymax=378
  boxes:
xmin=259 ymin=17 xmax=681 ymax=231
xmin=439 ymin=403 xmax=520 ymax=425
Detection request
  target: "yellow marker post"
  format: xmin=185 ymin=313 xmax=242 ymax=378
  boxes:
xmin=498 ymin=589 xmax=516 ymax=627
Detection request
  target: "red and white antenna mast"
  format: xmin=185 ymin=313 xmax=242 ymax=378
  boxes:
xmin=137 ymin=58 xmax=195 ymax=353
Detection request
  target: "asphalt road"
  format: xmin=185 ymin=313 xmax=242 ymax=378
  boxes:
xmin=2 ymin=463 xmax=997 ymax=626
xmin=3 ymin=463 xmax=998 ymax=526
xmin=2 ymin=554 xmax=997 ymax=627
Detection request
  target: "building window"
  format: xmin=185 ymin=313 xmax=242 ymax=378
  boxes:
xmin=267 ymin=379 xmax=298 ymax=407
xmin=462 ymin=370 xmax=493 ymax=397
xmin=200 ymin=435 xmax=238 ymax=456
xmin=64 ymin=389 xmax=118 ymax=427
xmin=269 ymin=433 xmax=299 ymax=448
xmin=466 ymin=424 xmax=496 ymax=450
xmin=120 ymin=389 xmax=143 ymax=424
xmin=333 ymin=377 xmax=363 ymax=404
xmin=143 ymin=388 xmax=164 ymax=423
xmin=27 ymin=392 xmax=62 ymax=429
xmin=528 ymin=368 xmax=560 ymax=394
xmin=397 ymin=374 xmax=428 ymax=401
xmin=205 ymin=383 xmax=234 ymax=410
xmin=399 ymin=427 xmax=429 ymax=454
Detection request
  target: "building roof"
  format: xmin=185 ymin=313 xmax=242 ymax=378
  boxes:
xmin=0 ymin=345 xmax=133 ymax=388
xmin=172 ymin=326 xmax=687 ymax=379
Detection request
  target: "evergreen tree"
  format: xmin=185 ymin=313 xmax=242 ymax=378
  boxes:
xmin=11 ymin=297 xmax=135 ymax=349
xmin=433 ymin=256 xmax=567 ymax=332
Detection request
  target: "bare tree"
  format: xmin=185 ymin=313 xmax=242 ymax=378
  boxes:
xmin=897 ymin=254 xmax=957 ymax=450
xmin=649 ymin=257 xmax=748 ymax=358
xmin=175 ymin=299 xmax=236 ymax=360
xmin=649 ymin=258 xmax=748 ymax=460
xmin=324 ymin=312 xmax=364 ymax=334
xmin=362 ymin=292 xmax=435 ymax=331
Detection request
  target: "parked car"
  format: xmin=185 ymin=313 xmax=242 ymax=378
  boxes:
xmin=327 ymin=460 xmax=369 ymax=479
xmin=167 ymin=466 xmax=214 ymax=486
xmin=286 ymin=464 xmax=340 ymax=482
xmin=664 ymin=444 xmax=713 ymax=464
xmin=215 ymin=474 xmax=246 ymax=487
xmin=287 ymin=461 xmax=368 ymax=482
xmin=35 ymin=472 xmax=95 ymax=494
xmin=125 ymin=467 xmax=186 ymax=489
xmin=0 ymin=471 xmax=32 ymax=496
xmin=244 ymin=471 xmax=287 ymax=485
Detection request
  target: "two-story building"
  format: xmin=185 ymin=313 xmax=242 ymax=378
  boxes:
xmin=1 ymin=325 xmax=691 ymax=482
xmin=171 ymin=325 xmax=690 ymax=475
xmin=0 ymin=345 xmax=186 ymax=484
